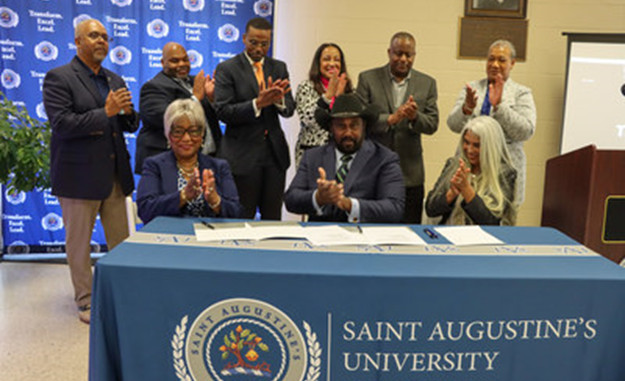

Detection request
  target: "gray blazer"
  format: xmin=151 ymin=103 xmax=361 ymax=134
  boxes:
xmin=425 ymin=157 xmax=517 ymax=225
xmin=356 ymin=64 xmax=439 ymax=187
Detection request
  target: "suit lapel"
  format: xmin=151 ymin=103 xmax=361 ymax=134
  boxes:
xmin=71 ymin=58 xmax=104 ymax=106
xmin=323 ymin=145 xmax=337 ymax=181
xmin=405 ymin=70 xmax=419 ymax=103
xmin=377 ymin=66 xmax=395 ymax=112
xmin=238 ymin=53 xmax=260 ymax=94
xmin=162 ymin=151 xmax=181 ymax=194
xmin=343 ymin=140 xmax=374 ymax=194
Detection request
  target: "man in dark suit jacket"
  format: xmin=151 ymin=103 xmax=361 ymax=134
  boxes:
xmin=135 ymin=42 xmax=221 ymax=174
xmin=42 ymin=19 xmax=138 ymax=324
xmin=356 ymin=32 xmax=439 ymax=224
xmin=214 ymin=17 xmax=295 ymax=220
xmin=284 ymin=94 xmax=404 ymax=223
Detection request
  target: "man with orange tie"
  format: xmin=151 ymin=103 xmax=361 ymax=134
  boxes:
xmin=214 ymin=17 xmax=294 ymax=220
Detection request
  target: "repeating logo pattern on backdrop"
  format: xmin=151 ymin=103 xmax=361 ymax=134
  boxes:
xmin=218 ymin=24 xmax=239 ymax=43
xmin=172 ymin=298 xmax=322 ymax=381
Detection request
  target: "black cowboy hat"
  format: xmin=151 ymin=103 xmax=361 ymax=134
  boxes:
xmin=314 ymin=93 xmax=379 ymax=131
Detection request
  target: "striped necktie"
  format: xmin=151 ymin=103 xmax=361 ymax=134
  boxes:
xmin=336 ymin=154 xmax=353 ymax=184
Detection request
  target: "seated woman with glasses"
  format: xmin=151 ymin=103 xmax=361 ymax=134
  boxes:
xmin=137 ymin=99 xmax=241 ymax=223
xmin=425 ymin=116 xmax=517 ymax=225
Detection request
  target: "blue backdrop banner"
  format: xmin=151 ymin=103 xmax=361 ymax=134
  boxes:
xmin=0 ymin=0 xmax=274 ymax=254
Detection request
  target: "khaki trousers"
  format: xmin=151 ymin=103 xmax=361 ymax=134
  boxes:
xmin=58 ymin=180 xmax=129 ymax=308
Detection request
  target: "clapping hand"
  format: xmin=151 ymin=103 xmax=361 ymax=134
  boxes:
xmin=488 ymin=73 xmax=504 ymax=108
xmin=325 ymin=72 xmax=348 ymax=100
xmin=463 ymin=84 xmax=478 ymax=115
xmin=256 ymin=76 xmax=291 ymax=109
xmin=105 ymin=87 xmax=133 ymax=117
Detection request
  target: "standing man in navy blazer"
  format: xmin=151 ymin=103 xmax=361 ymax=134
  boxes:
xmin=214 ymin=17 xmax=295 ymax=220
xmin=356 ymin=32 xmax=439 ymax=224
xmin=42 ymin=19 xmax=138 ymax=324
xmin=284 ymin=94 xmax=405 ymax=223
xmin=135 ymin=42 xmax=221 ymax=174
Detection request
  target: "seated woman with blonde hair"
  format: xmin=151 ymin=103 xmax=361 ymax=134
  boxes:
xmin=137 ymin=99 xmax=241 ymax=223
xmin=425 ymin=116 xmax=517 ymax=225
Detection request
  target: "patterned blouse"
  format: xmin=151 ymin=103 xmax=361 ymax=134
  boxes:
xmin=177 ymin=168 xmax=208 ymax=217
xmin=294 ymin=80 xmax=331 ymax=168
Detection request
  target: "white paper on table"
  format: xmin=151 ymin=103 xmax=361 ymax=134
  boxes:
xmin=246 ymin=225 xmax=307 ymax=240
xmin=194 ymin=223 xmax=258 ymax=241
xmin=303 ymin=225 xmax=367 ymax=246
xmin=433 ymin=225 xmax=503 ymax=246
xmin=360 ymin=226 xmax=427 ymax=246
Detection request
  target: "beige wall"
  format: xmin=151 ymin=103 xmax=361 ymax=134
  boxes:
xmin=274 ymin=0 xmax=625 ymax=225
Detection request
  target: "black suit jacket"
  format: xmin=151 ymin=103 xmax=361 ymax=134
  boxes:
xmin=284 ymin=140 xmax=405 ymax=223
xmin=135 ymin=71 xmax=221 ymax=173
xmin=214 ymin=53 xmax=295 ymax=175
xmin=42 ymin=56 xmax=138 ymax=200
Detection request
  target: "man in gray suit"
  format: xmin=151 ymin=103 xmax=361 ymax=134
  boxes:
xmin=356 ymin=32 xmax=439 ymax=223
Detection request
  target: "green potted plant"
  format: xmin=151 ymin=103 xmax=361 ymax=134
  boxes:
xmin=0 ymin=91 xmax=51 ymax=195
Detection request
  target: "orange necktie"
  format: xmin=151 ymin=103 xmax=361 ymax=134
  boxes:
xmin=253 ymin=61 xmax=265 ymax=89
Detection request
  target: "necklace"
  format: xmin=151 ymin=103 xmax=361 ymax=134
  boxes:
xmin=176 ymin=161 xmax=198 ymax=177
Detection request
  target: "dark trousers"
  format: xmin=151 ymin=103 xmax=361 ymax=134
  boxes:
xmin=402 ymin=184 xmax=424 ymax=224
xmin=233 ymin=158 xmax=285 ymax=220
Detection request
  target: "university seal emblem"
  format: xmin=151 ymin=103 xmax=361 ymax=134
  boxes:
xmin=172 ymin=298 xmax=321 ymax=381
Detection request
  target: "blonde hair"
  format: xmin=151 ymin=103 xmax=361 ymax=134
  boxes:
xmin=163 ymin=99 xmax=206 ymax=139
xmin=456 ymin=116 xmax=516 ymax=224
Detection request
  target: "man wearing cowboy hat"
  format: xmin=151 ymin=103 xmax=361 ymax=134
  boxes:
xmin=284 ymin=94 xmax=404 ymax=223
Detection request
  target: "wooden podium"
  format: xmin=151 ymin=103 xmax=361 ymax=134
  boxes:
xmin=541 ymin=145 xmax=625 ymax=263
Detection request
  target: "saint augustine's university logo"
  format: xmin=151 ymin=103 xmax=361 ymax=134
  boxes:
xmin=110 ymin=46 xmax=132 ymax=65
xmin=172 ymin=298 xmax=322 ymax=381
xmin=147 ymin=19 xmax=169 ymax=39
xmin=254 ymin=0 xmax=273 ymax=17
xmin=111 ymin=0 xmax=133 ymax=7
xmin=187 ymin=50 xmax=203 ymax=69
xmin=183 ymin=0 xmax=205 ymax=12
xmin=1 ymin=69 xmax=20 ymax=89
xmin=218 ymin=24 xmax=239 ymax=43
xmin=34 ymin=41 xmax=59 ymax=62
xmin=73 ymin=14 xmax=92 ymax=29
xmin=0 ymin=7 xmax=19 ymax=28
xmin=42 ymin=213 xmax=63 ymax=231
xmin=5 ymin=189 xmax=26 ymax=205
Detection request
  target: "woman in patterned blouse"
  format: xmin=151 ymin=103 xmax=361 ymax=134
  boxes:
xmin=137 ymin=99 xmax=241 ymax=223
xmin=294 ymin=43 xmax=354 ymax=168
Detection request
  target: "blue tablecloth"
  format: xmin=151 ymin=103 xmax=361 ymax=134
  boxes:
xmin=89 ymin=217 xmax=625 ymax=381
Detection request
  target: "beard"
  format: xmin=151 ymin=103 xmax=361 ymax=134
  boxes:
xmin=336 ymin=136 xmax=362 ymax=154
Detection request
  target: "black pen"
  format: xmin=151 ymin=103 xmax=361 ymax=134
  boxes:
xmin=201 ymin=221 xmax=215 ymax=229
xmin=423 ymin=228 xmax=438 ymax=239
xmin=356 ymin=225 xmax=363 ymax=234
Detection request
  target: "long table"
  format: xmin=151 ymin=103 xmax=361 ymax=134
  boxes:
xmin=89 ymin=217 xmax=625 ymax=381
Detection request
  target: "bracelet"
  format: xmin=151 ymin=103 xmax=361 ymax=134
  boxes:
xmin=209 ymin=196 xmax=221 ymax=210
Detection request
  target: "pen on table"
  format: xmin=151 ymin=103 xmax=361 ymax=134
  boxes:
xmin=356 ymin=224 xmax=363 ymax=234
xmin=201 ymin=221 xmax=215 ymax=229
xmin=423 ymin=228 xmax=438 ymax=239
